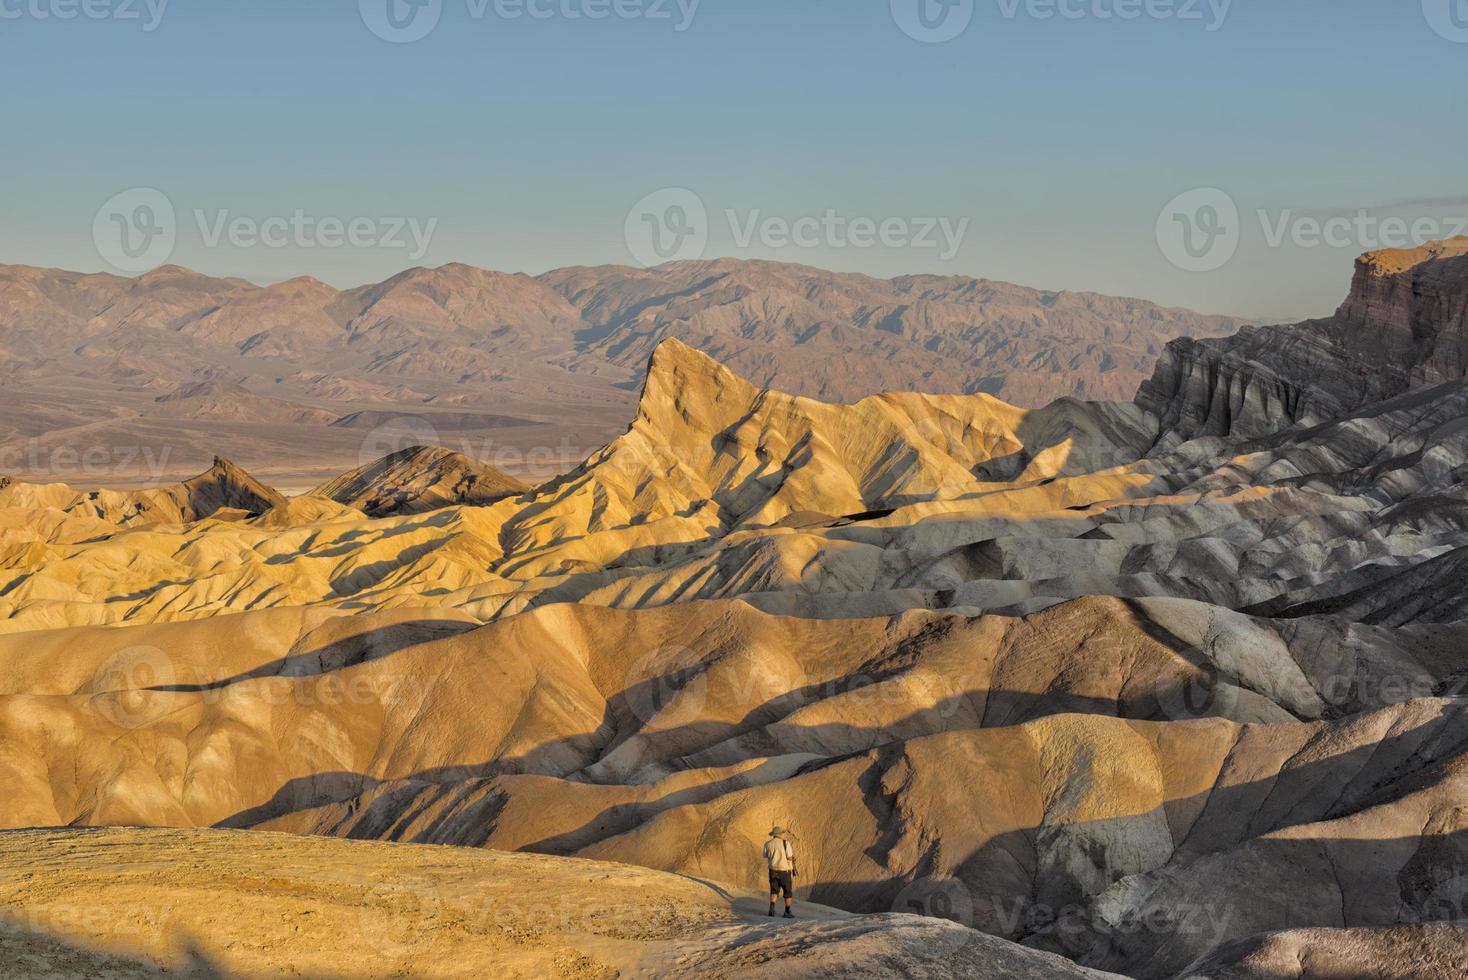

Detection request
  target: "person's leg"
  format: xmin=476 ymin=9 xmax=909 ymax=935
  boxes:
xmin=782 ymin=874 xmax=795 ymax=917
xmin=768 ymin=874 xmax=778 ymax=915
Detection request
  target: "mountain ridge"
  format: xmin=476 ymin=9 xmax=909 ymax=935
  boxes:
xmin=0 ymin=256 xmax=1248 ymax=485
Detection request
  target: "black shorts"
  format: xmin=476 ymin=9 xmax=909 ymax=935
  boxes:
xmin=768 ymin=870 xmax=794 ymax=898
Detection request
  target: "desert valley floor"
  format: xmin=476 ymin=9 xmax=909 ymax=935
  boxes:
xmin=4 ymin=241 xmax=1468 ymax=978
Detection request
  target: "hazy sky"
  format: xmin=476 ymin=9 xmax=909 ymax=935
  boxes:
xmin=3 ymin=0 xmax=1465 ymax=320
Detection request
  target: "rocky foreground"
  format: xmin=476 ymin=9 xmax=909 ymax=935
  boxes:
xmin=2 ymin=242 xmax=1468 ymax=977
xmin=7 ymin=829 xmax=1464 ymax=980
xmin=4 ymin=827 xmax=1114 ymax=980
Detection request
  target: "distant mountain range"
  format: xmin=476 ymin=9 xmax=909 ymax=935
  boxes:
xmin=0 ymin=259 xmax=1247 ymax=483
xmin=542 ymin=259 xmax=1249 ymax=403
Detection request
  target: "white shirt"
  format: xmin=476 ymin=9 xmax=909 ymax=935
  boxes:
xmin=764 ymin=837 xmax=794 ymax=871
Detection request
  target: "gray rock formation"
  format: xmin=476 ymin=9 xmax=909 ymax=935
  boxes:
xmin=1139 ymin=237 xmax=1468 ymax=442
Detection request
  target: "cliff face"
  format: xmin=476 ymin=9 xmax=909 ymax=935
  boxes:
xmin=1333 ymin=237 xmax=1468 ymax=387
xmin=1136 ymin=327 xmax=1337 ymax=441
xmin=1139 ymin=237 xmax=1468 ymax=442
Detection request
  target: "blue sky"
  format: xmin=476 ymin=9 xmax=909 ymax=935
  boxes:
xmin=2 ymin=0 xmax=1464 ymax=319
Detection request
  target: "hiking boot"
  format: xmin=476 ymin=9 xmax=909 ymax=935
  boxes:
xmin=767 ymin=907 xmax=776 ymax=917
xmin=783 ymin=910 xmax=795 ymax=919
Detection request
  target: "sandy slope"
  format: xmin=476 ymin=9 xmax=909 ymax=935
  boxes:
xmin=0 ymin=827 xmax=1119 ymax=980
xmin=0 ymin=594 xmax=1464 ymax=977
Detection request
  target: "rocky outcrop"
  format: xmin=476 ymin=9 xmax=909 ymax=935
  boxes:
xmin=0 ymin=456 xmax=285 ymax=536
xmin=311 ymin=445 xmax=529 ymax=517
xmin=1134 ymin=324 xmax=1346 ymax=441
xmin=1138 ymin=237 xmax=1468 ymax=442
xmin=503 ymin=337 xmax=1159 ymax=539
xmin=1178 ymin=924 xmax=1468 ymax=980
xmin=170 ymin=456 xmax=288 ymax=520
xmin=1335 ymin=237 xmax=1468 ymax=386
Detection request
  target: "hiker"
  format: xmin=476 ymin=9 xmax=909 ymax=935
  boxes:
xmin=764 ymin=826 xmax=797 ymax=918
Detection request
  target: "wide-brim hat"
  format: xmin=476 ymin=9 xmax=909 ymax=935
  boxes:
xmin=769 ymin=826 xmax=787 ymax=837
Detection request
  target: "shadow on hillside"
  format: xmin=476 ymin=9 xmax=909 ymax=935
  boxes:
xmin=0 ymin=917 xmax=241 ymax=979
xmin=149 ymin=618 xmax=478 ymax=692
xmin=211 ymin=669 xmax=1293 ymax=832
xmin=17 ymin=685 xmax=1468 ymax=980
xmin=192 ymin=585 xmax=1468 ymax=836
xmin=209 ymin=689 xmax=1468 ymax=966
xmin=213 ymin=735 xmax=1468 ymax=979
xmin=570 ymin=275 xmax=727 ymax=350
xmin=70 ymin=591 xmax=1465 ymax=976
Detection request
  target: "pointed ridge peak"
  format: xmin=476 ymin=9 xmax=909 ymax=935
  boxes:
xmin=646 ymin=337 xmax=726 ymax=374
xmin=193 ymin=456 xmax=285 ymax=499
xmin=160 ymin=456 xmax=288 ymax=520
xmin=641 ymin=338 xmax=751 ymax=395
xmin=635 ymin=338 xmax=762 ymax=426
